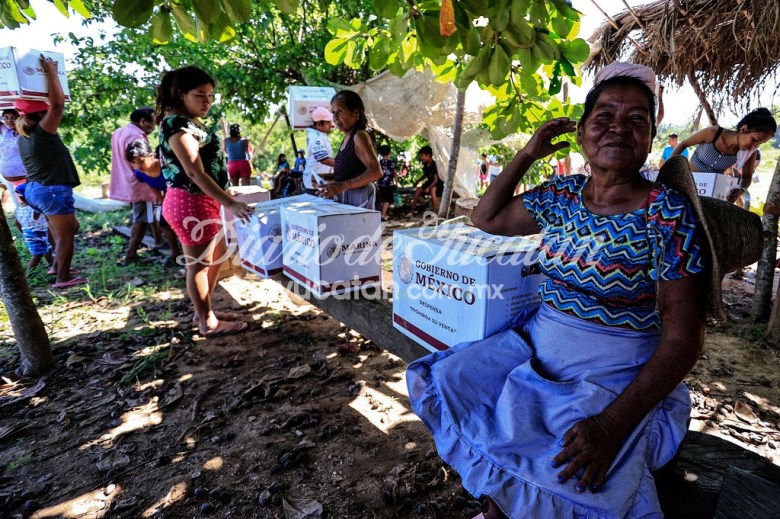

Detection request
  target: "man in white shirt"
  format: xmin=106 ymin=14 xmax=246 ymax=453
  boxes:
xmin=303 ymin=106 xmax=335 ymax=195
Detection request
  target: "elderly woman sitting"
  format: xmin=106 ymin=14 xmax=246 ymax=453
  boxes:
xmin=406 ymin=71 xmax=709 ymax=518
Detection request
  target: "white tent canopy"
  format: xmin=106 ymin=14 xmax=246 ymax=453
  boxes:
xmin=347 ymin=69 xmax=495 ymax=199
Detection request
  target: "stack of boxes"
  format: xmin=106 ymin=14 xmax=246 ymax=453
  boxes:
xmin=233 ymin=194 xmax=333 ymax=278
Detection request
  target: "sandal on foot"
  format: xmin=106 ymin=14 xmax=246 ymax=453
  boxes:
xmin=48 ymin=268 xmax=80 ymax=276
xmin=202 ymin=320 xmax=248 ymax=338
xmin=52 ymin=276 xmax=88 ymax=289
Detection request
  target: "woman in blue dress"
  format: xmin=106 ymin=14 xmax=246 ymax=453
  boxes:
xmin=406 ymin=73 xmax=708 ymax=518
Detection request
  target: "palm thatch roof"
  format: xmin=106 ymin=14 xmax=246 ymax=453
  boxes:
xmin=587 ymin=0 xmax=780 ymax=120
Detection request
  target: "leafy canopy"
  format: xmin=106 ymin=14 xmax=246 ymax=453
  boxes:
xmin=324 ymin=0 xmax=589 ymax=142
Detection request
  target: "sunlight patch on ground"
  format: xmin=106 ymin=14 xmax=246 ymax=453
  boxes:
xmin=30 ymin=486 xmax=121 ymax=518
xmin=743 ymin=391 xmax=780 ymax=416
xmin=203 ymin=456 xmax=224 ymax=471
xmin=349 ymin=386 xmax=419 ymax=434
xmin=383 ymin=376 xmax=410 ymax=398
xmin=142 ymin=481 xmax=188 ymax=517
xmin=135 ymin=379 xmax=165 ymax=391
xmin=46 ymin=307 xmax=131 ymax=342
xmin=81 ymin=397 xmax=163 ymax=449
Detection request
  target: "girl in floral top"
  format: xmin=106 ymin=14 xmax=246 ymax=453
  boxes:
xmin=156 ymin=66 xmax=252 ymax=338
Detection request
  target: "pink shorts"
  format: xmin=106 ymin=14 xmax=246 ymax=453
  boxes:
xmin=162 ymin=187 xmax=222 ymax=246
xmin=227 ymin=160 xmax=252 ymax=178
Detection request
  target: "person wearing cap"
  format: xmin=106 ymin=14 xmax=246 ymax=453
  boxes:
xmin=224 ymin=123 xmax=253 ymax=187
xmin=15 ymin=55 xmax=85 ymax=289
xmin=111 ymin=107 xmax=163 ymax=266
xmin=13 ymin=182 xmax=53 ymax=273
xmin=0 ymin=108 xmax=26 ymax=210
xmin=315 ymin=90 xmax=382 ymax=208
xmin=659 ymin=133 xmax=687 ymax=167
xmin=303 ymin=106 xmax=335 ymax=195
xmin=405 ymin=68 xmax=755 ymax=518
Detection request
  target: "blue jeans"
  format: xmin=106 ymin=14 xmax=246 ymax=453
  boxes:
xmin=24 ymin=182 xmax=75 ymax=215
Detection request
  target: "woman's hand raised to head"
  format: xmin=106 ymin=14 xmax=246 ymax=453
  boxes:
xmin=523 ymin=118 xmax=577 ymax=161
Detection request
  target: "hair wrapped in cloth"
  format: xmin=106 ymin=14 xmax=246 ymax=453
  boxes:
xmin=594 ymin=62 xmax=657 ymax=93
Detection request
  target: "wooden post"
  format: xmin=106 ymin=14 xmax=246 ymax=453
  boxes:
xmin=757 ymin=159 xmax=780 ymax=328
xmin=438 ymin=88 xmax=466 ymax=219
xmin=0 ymin=211 xmax=53 ymax=376
xmin=282 ymin=111 xmax=299 ymax=156
xmin=687 ymin=71 xmax=718 ymax=125
xmin=257 ymin=111 xmax=282 ymax=152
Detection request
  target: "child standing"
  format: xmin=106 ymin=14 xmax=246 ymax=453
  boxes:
xmin=377 ymin=144 xmax=397 ymax=221
xmin=14 ymin=183 xmax=53 ymax=272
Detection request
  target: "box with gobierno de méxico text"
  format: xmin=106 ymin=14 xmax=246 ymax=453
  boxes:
xmin=0 ymin=47 xmax=70 ymax=101
xmin=288 ymin=85 xmax=337 ymax=129
xmin=692 ymin=172 xmax=738 ymax=201
xmin=233 ymin=194 xmax=333 ymax=278
xmin=281 ymin=202 xmax=381 ymax=297
xmin=392 ymin=224 xmax=545 ymax=353
xmin=221 ymin=185 xmax=271 ymax=247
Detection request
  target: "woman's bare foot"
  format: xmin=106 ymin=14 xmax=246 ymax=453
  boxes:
xmin=200 ymin=320 xmax=248 ymax=338
xmin=193 ymin=311 xmax=243 ymax=325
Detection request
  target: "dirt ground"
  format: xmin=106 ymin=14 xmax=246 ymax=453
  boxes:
xmin=1 ymin=209 xmax=780 ymax=519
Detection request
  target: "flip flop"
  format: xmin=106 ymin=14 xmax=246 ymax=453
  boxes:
xmin=52 ymin=276 xmax=88 ymax=289
xmin=47 ymin=268 xmax=80 ymax=276
xmin=202 ymin=320 xmax=248 ymax=338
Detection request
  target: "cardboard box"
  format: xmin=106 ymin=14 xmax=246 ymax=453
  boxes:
xmin=281 ymin=203 xmax=381 ymax=296
xmin=0 ymin=47 xmax=70 ymax=101
xmin=288 ymin=85 xmax=337 ymax=129
xmin=221 ymin=186 xmax=271 ymax=246
xmin=692 ymin=172 xmax=738 ymax=200
xmin=233 ymin=194 xmax=333 ymax=278
xmin=393 ymin=225 xmax=545 ymax=353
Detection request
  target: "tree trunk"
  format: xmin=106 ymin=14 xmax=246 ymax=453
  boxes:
xmin=0 ymin=211 xmax=53 ymax=376
xmin=752 ymin=158 xmax=780 ymax=321
xmin=438 ymin=88 xmax=466 ymax=219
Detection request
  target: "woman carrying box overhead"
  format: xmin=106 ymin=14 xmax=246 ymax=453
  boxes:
xmin=15 ymin=55 xmax=84 ymax=289
xmin=406 ymin=65 xmax=761 ymax=518
xmin=155 ymin=65 xmax=252 ymax=338
xmin=670 ymin=108 xmax=776 ymax=203
xmin=315 ymin=90 xmax=382 ymax=208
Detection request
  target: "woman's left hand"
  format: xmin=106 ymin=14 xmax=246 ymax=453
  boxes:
xmin=551 ymin=413 xmax=624 ymax=493
xmin=317 ymin=180 xmax=347 ymax=199
xmin=228 ymin=200 xmax=253 ymax=223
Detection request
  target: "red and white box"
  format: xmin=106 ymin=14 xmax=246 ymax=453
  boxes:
xmin=0 ymin=47 xmax=70 ymax=101
xmin=692 ymin=172 xmax=738 ymax=201
xmin=233 ymin=194 xmax=333 ymax=278
xmin=221 ymin=186 xmax=271 ymax=246
xmin=281 ymin=203 xmax=381 ymax=297
xmin=393 ymin=224 xmax=545 ymax=353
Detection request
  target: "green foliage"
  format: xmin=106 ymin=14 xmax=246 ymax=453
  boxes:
xmin=324 ymin=0 xmax=589 ymax=142
xmin=60 ymin=0 xmax=377 ymax=177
